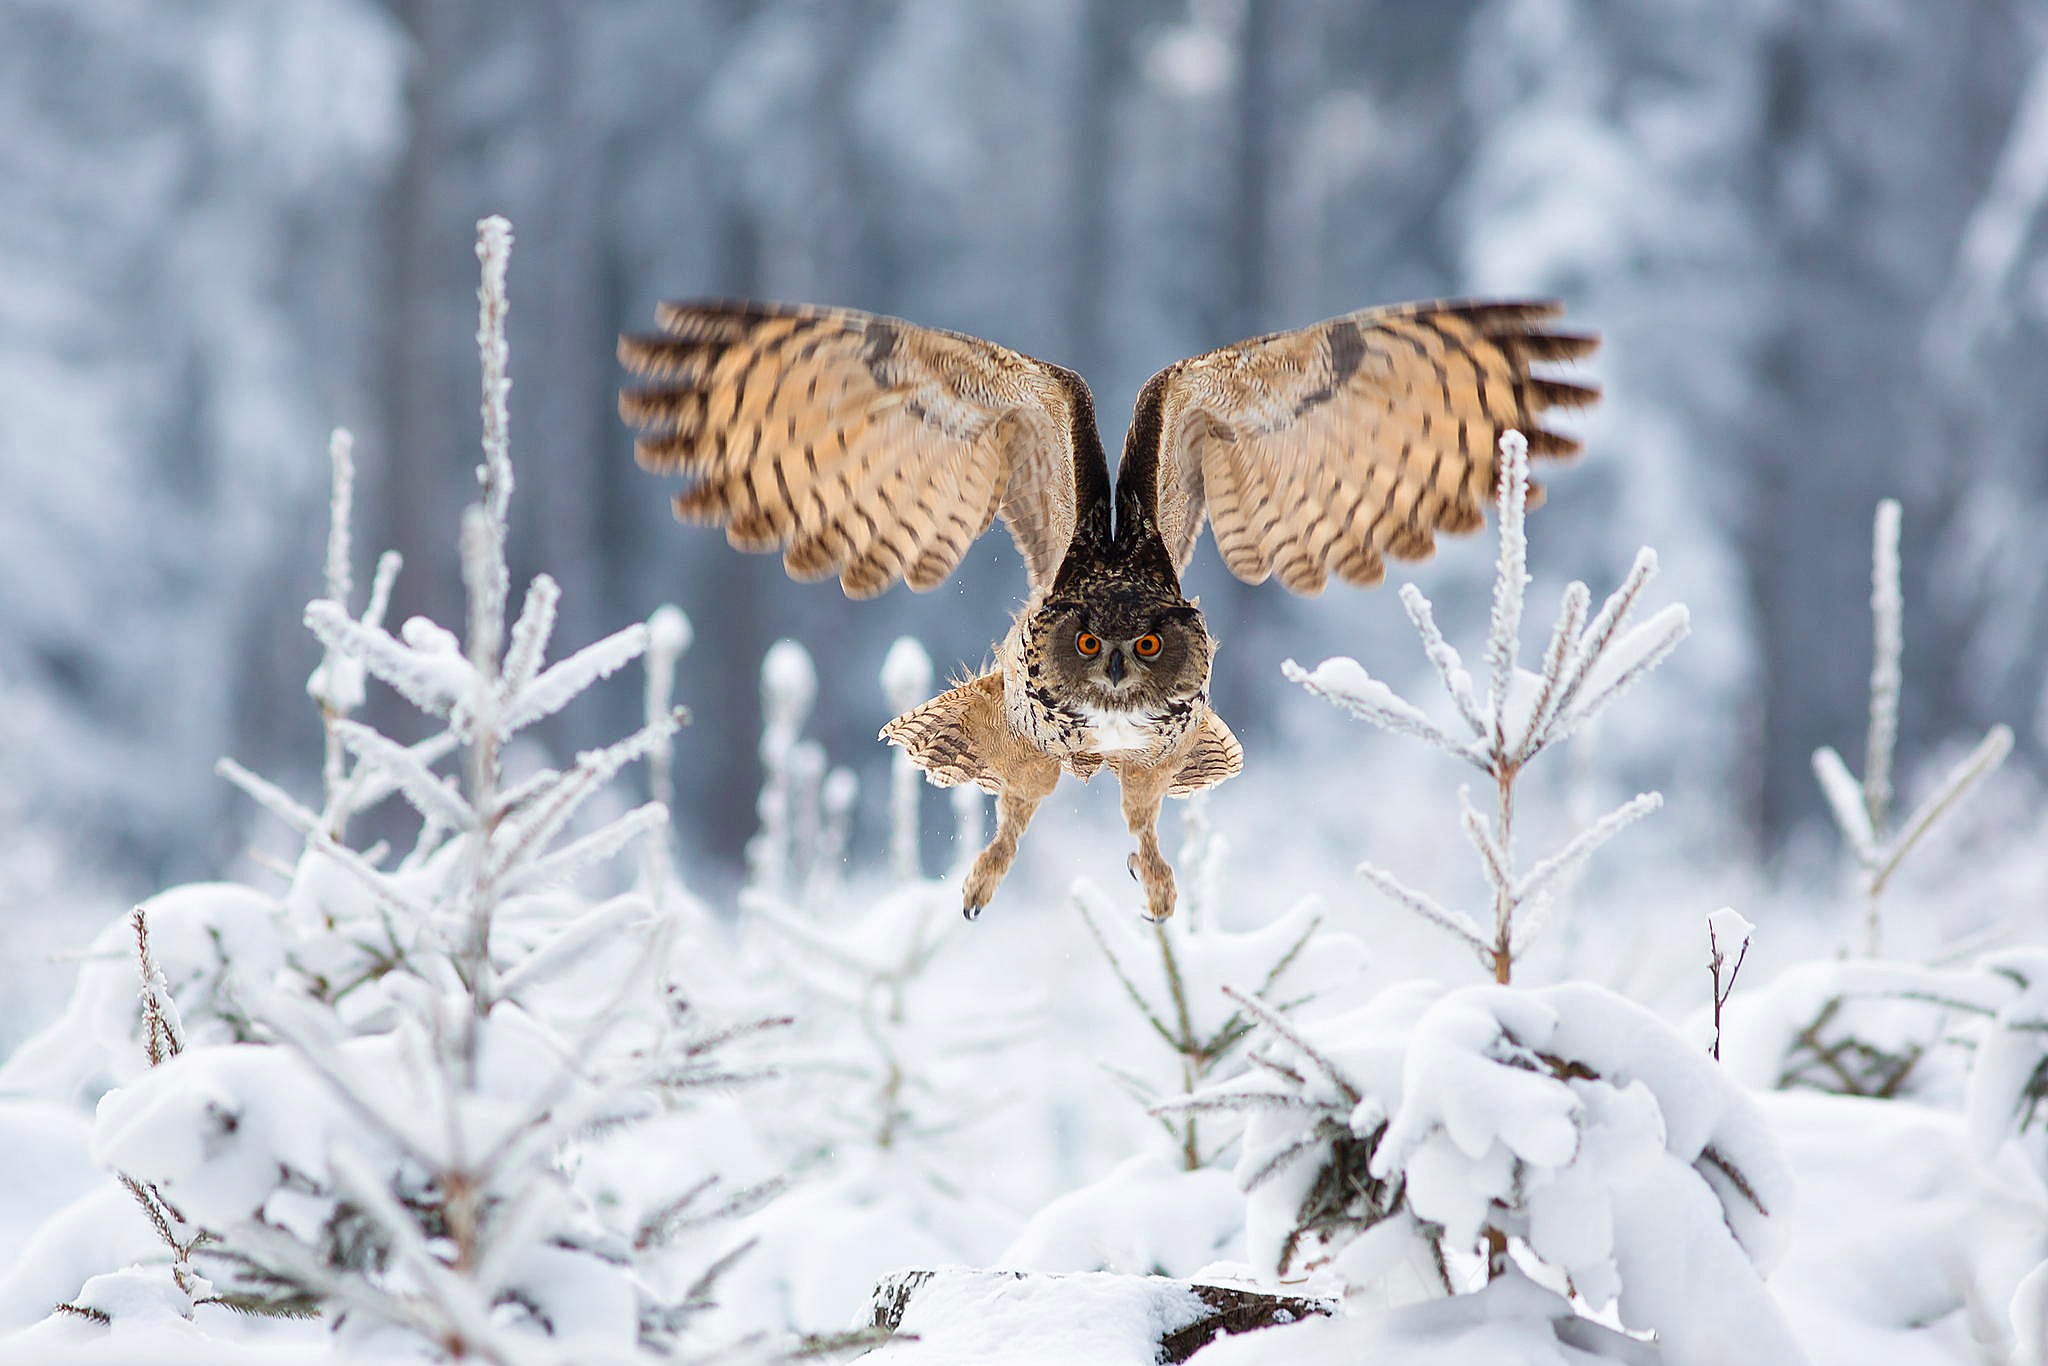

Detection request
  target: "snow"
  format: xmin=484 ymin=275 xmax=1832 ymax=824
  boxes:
xmin=1706 ymin=906 xmax=1755 ymax=955
xmin=999 ymin=1153 xmax=1245 ymax=1277
xmin=1188 ymin=1269 xmax=1656 ymax=1365
xmin=865 ymin=1268 xmax=1214 ymax=1366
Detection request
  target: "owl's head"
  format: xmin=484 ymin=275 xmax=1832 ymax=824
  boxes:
xmin=1030 ymin=588 xmax=1211 ymax=711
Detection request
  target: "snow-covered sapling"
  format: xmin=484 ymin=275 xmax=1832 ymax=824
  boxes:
xmin=1172 ymin=981 xmax=1809 ymax=1362
xmin=1811 ymin=498 xmax=2013 ymax=956
xmin=33 ymin=217 xmax=799 ymax=1363
xmin=1286 ymin=430 xmax=1683 ymax=985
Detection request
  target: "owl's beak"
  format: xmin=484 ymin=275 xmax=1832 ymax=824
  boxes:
xmin=1105 ymin=651 xmax=1126 ymax=684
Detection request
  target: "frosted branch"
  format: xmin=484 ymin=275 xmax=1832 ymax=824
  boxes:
xmin=1551 ymin=603 xmax=1690 ymax=740
xmin=1872 ymin=725 xmax=2014 ymax=896
xmin=498 ymin=574 xmax=560 ymax=703
xmin=349 ymin=730 xmax=460 ymax=815
xmin=1457 ymin=787 xmax=1513 ymax=904
xmin=505 ymin=802 xmax=668 ymax=894
xmin=1865 ymin=500 xmax=1903 ymax=833
xmin=322 ymin=429 xmax=355 ymax=609
xmin=215 ymin=756 xmax=323 ymax=836
xmin=305 ymin=601 xmax=472 ymax=718
xmin=1220 ymin=985 xmax=1363 ymax=1104
xmin=474 ymin=215 xmax=514 ymax=528
xmin=1518 ymin=580 xmax=1590 ymax=757
xmin=330 ymin=719 xmax=474 ymax=831
xmin=1399 ymin=584 xmax=1486 ymax=738
xmin=1812 ymin=747 xmax=1879 ymax=862
xmin=1283 ymin=657 xmax=1470 ymax=760
xmin=1513 ymin=791 xmax=1663 ymax=903
xmin=460 ymin=505 xmax=505 ymax=685
xmin=1152 ymin=1090 xmax=1337 ymax=1116
xmin=489 ymin=709 xmax=686 ymax=882
xmin=132 ymin=908 xmax=186 ymax=1066
xmin=1484 ymin=430 xmax=1532 ymax=751
xmin=644 ymin=606 xmax=692 ymax=815
xmin=1550 ymin=547 xmax=1656 ymax=721
xmin=363 ymin=551 xmax=401 ymax=631
xmin=499 ymin=621 xmax=651 ymax=735
xmin=1356 ymin=859 xmax=1489 ymax=956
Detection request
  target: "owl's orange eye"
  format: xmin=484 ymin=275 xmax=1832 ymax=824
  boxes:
xmin=1075 ymin=632 xmax=1102 ymax=657
xmin=1134 ymin=634 xmax=1163 ymax=658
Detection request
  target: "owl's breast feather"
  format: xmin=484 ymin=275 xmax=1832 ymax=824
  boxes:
xmin=1077 ymin=705 xmax=1157 ymax=753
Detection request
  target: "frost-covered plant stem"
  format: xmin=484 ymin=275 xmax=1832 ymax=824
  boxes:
xmin=883 ymin=638 xmax=934 ymax=882
xmin=58 ymin=909 xmax=215 ymax=1322
xmin=1812 ymin=500 xmax=2014 ymax=955
xmin=457 ymin=217 xmax=518 ymax=1047
xmin=1490 ymin=764 xmax=1517 ymax=985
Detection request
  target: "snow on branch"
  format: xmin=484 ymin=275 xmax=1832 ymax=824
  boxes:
xmin=305 ymin=601 xmax=475 ymax=718
xmin=1281 ymin=656 xmax=1470 ymax=760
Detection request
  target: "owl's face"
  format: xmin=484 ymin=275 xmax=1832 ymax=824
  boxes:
xmin=1031 ymin=593 xmax=1210 ymax=712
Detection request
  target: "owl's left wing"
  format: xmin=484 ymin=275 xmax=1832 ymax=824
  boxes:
xmin=620 ymin=301 xmax=1106 ymax=598
xmin=1116 ymin=300 xmax=1598 ymax=594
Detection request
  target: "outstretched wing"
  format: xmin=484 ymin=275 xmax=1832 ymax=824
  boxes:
xmin=1115 ymin=300 xmax=1599 ymax=595
xmin=620 ymin=301 xmax=1107 ymax=599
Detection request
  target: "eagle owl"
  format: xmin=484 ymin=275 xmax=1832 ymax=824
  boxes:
xmin=618 ymin=299 xmax=1596 ymax=920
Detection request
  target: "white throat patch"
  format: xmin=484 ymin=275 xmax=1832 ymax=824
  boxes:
xmin=1080 ymin=705 xmax=1153 ymax=753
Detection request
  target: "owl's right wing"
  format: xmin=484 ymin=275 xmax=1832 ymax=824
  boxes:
xmin=1115 ymin=300 xmax=1598 ymax=594
xmin=619 ymin=301 xmax=1107 ymax=599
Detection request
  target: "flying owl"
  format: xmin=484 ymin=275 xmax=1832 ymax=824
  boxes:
xmin=618 ymin=299 xmax=1596 ymax=920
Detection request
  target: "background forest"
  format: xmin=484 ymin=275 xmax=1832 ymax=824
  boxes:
xmin=3 ymin=2 xmax=2048 ymax=1362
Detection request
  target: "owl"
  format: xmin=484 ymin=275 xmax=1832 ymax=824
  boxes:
xmin=618 ymin=299 xmax=1596 ymax=920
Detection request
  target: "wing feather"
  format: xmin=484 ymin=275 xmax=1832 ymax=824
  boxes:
xmin=1117 ymin=299 xmax=1597 ymax=595
xmin=621 ymin=301 xmax=1105 ymax=599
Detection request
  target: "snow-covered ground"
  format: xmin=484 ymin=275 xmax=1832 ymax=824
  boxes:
xmin=2 ymin=219 xmax=2043 ymax=1366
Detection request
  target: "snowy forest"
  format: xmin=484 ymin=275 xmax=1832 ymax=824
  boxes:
xmin=4 ymin=1 xmax=2048 ymax=1362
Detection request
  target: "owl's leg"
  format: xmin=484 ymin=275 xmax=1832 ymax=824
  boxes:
xmin=1118 ymin=763 xmax=1177 ymax=922
xmin=961 ymin=760 xmax=1060 ymax=921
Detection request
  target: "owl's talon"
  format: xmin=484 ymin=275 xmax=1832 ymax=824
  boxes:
xmin=962 ymin=899 xmax=984 ymax=922
xmin=1126 ymin=853 xmax=1140 ymax=883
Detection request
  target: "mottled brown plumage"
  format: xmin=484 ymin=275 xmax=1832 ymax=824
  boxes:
xmin=620 ymin=297 xmax=1597 ymax=919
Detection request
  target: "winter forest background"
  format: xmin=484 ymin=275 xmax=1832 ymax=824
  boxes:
xmin=6 ymin=0 xmax=2048 ymax=1362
